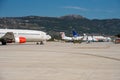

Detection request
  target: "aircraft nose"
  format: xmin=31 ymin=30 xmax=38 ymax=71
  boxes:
xmin=46 ymin=35 xmax=51 ymax=40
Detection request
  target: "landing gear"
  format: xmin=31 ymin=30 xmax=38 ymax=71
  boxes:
xmin=1 ymin=39 xmax=7 ymax=45
xmin=36 ymin=41 xmax=44 ymax=45
xmin=36 ymin=42 xmax=39 ymax=45
xmin=40 ymin=41 xmax=44 ymax=45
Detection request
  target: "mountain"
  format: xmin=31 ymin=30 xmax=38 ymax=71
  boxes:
xmin=60 ymin=14 xmax=86 ymax=20
xmin=0 ymin=14 xmax=120 ymax=38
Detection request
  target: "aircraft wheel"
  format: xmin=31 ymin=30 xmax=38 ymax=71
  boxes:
xmin=40 ymin=41 xmax=44 ymax=45
xmin=36 ymin=42 xmax=39 ymax=45
xmin=1 ymin=40 xmax=7 ymax=45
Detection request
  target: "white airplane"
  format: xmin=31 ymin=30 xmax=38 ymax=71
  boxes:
xmin=60 ymin=32 xmax=73 ymax=41
xmin=83 ymin=34 xmax=111 ymax=42
xmin=0 ymin=29 xmax=51 ymax=45
xmin=60 ymin=31 xmax=83 ymax=43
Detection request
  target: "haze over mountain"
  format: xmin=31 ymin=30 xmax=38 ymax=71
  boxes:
xmin=0 ymin=14 xmax=120 ymax=38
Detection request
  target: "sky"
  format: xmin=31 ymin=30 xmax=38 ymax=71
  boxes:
xmin=0 ymin=0 xmax=120 ymax=19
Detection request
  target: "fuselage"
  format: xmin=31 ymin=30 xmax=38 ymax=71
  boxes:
xmin=0 ymin=29 xmax=51 ymax=42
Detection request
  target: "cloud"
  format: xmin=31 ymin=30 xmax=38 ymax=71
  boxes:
xmin=62 ymin=6 xmax=88 ymax=11
xmin=62 ymin=6 xmax=113 ymax=13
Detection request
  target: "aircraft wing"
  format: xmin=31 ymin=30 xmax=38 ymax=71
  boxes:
xmin=0 ymin=32 xmax=15 ymax=45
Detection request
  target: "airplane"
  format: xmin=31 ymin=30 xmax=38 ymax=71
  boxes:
xmin=0 ymin=29 xmax=51 ymax=45
xmin=83 ymin=34 xmax=111 ymax=42
xmin=60 ymin=32 xmax=73 ymax=41
xmin=60 ymin=31 xmax=83 ymax=43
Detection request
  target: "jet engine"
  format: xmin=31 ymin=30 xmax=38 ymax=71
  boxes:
xmin=15 ymin=37 xmax=26 ymax=43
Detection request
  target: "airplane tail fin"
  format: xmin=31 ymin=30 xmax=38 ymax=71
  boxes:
xmin=60 ymin=32 xmax=66 ymax=39
xmin=72 ymin=30 xmax=79 ymax=37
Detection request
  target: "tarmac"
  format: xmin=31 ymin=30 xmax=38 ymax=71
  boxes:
xmin=0 ymin=42 xmax=120 ymax=80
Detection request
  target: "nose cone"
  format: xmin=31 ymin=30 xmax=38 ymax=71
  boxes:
xmin=46 ymin=35 xmax=51 ymax=40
